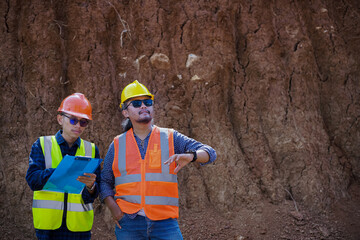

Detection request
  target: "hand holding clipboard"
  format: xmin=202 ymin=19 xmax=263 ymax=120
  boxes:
xmin=42 ymin=155 xmax=103 ymax=194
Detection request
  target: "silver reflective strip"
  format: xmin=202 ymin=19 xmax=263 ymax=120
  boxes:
xmin=158 ymin=128 xmax=178 ymax=182
xmin=145 ymin=196 xmax=178 ymax=207
xmin=115 ymin=195 xmax=141 ymax=204
xmin=118 ymin=133 xmax=127 ymax=176
xmin=43 ymin=136 xmax=53 ymax=169
xmin=159 ymin=128 xmax=170 ymax=174
xmin=115 ymin=174 xmax=141 ymax=185
xmin=83 ymin=140 xmax=92 ymax=157
xmin=33 ymin=199 xmax=64 ymax=210
xmin=67 ymin=202 xmax=93 ymax=212
xmin=145 ymin=173 xmax=177 ymax=183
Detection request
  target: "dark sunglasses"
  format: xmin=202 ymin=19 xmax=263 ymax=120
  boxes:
xmin=126 ymin=99 xmax=153 ymax=109
xmin=62 ymin=114 xmax=89 ymax=127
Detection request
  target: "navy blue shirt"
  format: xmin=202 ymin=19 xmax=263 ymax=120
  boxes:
xmin=26 ymin=130 xmax=101 ymax=238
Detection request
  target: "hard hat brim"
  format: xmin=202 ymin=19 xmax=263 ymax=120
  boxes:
xmin=120 ymin=93 xmax=154 ymax=109
xmin=59 ymin=110 xmax=92 ymax=120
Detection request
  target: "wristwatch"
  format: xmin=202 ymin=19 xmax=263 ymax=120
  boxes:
xmin=186 ymin=150 xmax=197 ymax=162
xmin=87 ymin=183 xmax=96 ymax=191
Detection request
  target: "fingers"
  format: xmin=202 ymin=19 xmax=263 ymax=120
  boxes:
xmin=77 ymin=176 xmax=95 ymax=184
xmin=165 ymin=154 xmax=193 ymax=173
xmin=114 ymin=218 xmax=122 ymax=229
xmin=77 ymin=173 xmax=96 ymax=188
xmin=83 ymin=173 xmax=96 ymax=177
xmin=164 ymin=155 xmax=177 ymax=165
xmin=174 ymin=165 xmax=182 ymax=173
xmin=113 ymin=211 xmax=124 ymax=229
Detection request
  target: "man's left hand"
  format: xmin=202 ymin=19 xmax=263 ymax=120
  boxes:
xmin=77 ymin=173 xmax=96 ymax=190
xmin=164 ymin=153 xmax=193 ymax=173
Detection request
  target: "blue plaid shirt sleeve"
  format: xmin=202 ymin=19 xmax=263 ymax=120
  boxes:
xmin=173 ymin=130 xmax=217 ymax=165
xmin=26 ymin=138 xmax=56 ymax=191
xmin=99 ymin=141 xmax=116 ymax=202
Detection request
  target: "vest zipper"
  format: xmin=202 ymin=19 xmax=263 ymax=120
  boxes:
xmin=141 ymin=156 xmax=146 ymax=208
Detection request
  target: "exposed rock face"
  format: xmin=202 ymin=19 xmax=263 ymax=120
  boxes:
xmin=150 ymin=53 xmax=171 ymax=70
xmin=0 ymin=0 xmax=359 ymax=238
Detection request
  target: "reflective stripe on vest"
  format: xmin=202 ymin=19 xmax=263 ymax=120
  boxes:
xmin=42 ymin=136 xmax=93 ymax=168
xmin=33 ymin=135 xmax=95 ymax=231
xmin=33 ymin=199 xmax=64 ymax=210
xmin=67 ymin=202 xmax=93 ymax=212
xmin=145 ymin=196 xmax=179 ymax=206
xmin=113 ymin=126 xmax=179 ymax=220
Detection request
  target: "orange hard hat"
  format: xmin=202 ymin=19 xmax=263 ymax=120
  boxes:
xmin=57 ymin=93 xmax=92 ymax=120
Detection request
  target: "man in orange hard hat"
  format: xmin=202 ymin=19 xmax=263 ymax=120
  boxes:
xmin=26 ymin=93 xmax=101 ymax=239
xmin=100 ymin=81 xmax=217 ymax=239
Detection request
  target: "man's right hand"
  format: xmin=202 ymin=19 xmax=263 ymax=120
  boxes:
xmin=104 ymin=196 xmax=124 ymax=229
xmin=112 ymin=207 xmax=124 ymax=229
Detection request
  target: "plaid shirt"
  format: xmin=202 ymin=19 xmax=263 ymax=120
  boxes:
xmin=26 ymin=130 xmax=101 ymax=239
xmin=100 ymin=126 xmax=217 ymax=219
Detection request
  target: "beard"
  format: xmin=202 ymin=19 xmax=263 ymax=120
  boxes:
xmin=136 ymin=116 xmax=152 ymax=124
xmin=136 ymin=110 xmax=152 ymax=124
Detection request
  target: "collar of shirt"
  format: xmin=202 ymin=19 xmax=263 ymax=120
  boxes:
xmin=133 ymin=129 xmax=152 ymax=159
xmin=55 ymin=130 xmax=81 ymax=148
xmin=133 ymin=130 xmax=152 ymax=144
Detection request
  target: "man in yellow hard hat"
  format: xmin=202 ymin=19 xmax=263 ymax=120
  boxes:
xmin=100 ymin=80 xmax=217 ymax=239
xmin=26 ymin=93 xmax=101 ymax=239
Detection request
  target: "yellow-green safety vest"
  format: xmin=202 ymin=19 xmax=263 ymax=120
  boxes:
xmin=32 ymin=136 xmax=95 ymax=231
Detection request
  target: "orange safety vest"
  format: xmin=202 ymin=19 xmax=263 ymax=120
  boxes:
xmin=112 ymin=126 xmax=178 ymax=220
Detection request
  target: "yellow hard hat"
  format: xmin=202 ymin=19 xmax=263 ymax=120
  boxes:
xmin=120 ymin=80 xmax=154 ymax=108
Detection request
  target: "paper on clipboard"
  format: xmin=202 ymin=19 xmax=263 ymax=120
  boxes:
xmin=42 ymin=155 xmax=103 ymax=194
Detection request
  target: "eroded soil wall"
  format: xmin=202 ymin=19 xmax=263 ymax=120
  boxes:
xmin=0 ymin=0 xmax=359 ymax=238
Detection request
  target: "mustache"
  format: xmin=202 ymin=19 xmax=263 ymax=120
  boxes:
xmin=139 ymin=110 xmax=150 ymax=115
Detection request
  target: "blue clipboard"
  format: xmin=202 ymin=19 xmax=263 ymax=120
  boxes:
xmin=42 ymin=155 xmax=103 ymax=194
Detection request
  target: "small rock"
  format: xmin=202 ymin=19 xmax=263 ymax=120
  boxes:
xmin=150 ymin=53 xmax=170 ymax=70
xmin=186 ymin=54 xmax=199 ymax=68
xmin=289 ymin=210 xmax=303 ymax=221
xmin=191 ymin=75 xmax=201 ymax=81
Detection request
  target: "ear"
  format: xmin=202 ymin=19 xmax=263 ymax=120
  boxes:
xmin=122 ymin=109 xmax=129 ymax=118
xmin=121 ymin=110 xmax=129 ymax=118
xmin=57 ymin=114 xmax=63 ymax=125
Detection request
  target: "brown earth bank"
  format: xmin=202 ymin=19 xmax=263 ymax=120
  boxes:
xmin=1 ymin=183 xmax=360 ymax=239
xmin=0 ymin=0 xmax=359 ymax=239
xmin=92 ymin=183 xmax=360 ymax=240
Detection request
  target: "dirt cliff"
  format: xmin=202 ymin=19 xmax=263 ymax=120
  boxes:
xmin=0 ymin=0 xmax=359 ymax=239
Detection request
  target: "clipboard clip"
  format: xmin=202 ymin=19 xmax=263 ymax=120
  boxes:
xmin=75 ymin=156 xmax=92 ymax=161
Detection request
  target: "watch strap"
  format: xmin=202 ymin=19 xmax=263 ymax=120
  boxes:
xmin=87 ymin=183 xmax=96 ymax=191
xmin=186 ymin=150 xmax=197 ymax=162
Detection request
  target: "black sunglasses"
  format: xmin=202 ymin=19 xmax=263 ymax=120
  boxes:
xmin=126 ymin=99 xmax=153 ymax=109
xmin=62 ymin=114 xmax=89 ymax=127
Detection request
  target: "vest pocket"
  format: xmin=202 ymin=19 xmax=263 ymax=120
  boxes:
xmin=148 ymin=144 xmax=162 ymax=169
xmin=66 ymin=194 xmax=94 ymax=231
xmin=32 ymin=191 xmax=64 ymax=230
